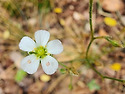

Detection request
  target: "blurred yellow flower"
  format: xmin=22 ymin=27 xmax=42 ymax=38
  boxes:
xmin=104 ymin=17 xmax=117 ymax=26
xmin=59 ymin=19 xmax=65 ymax=26
xmin=3 ymin=30 xmax=10 ymax=40
xmin=40 ymin=74 xmax=51 ymax=82
xmin=54 ymin=8 xmax=62 ymax=13
xmin=110 ymin=63 xmax=121 ymax=71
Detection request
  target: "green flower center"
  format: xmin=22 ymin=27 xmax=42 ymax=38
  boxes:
xmin=33 ymin=46 xmax=48 ymax=58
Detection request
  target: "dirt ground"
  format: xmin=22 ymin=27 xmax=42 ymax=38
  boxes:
xmin=0 ymin=0 xmax=125 ymax=94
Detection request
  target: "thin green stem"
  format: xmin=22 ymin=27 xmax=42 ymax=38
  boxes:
xmin=59 ymin=62 xmax=67 ymax=68
xmin=86 ymin=36 xmax=109 ymax=57
xmin=69 ymin=75 xmax=73 ymax=90
xmin=86 ymin=38 xmax=94 ymax=58
xmin=89 ymin=0 xmax=94 ymax=38
xmin=59 ymin=0 xmax=125 ymax=83
xmin=103 ymin=76 xmax=125 ymax=82
xmin=85 ymin=0 xmax=125 ymax=83
xmin=94 ymin=36 xmax=109 ymax=39
xmin=86 ymin=59 xmax=125 ymax=82
xmin=86 ymin=59 xmax=103 ymax=78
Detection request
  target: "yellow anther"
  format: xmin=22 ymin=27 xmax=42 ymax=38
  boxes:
xmin=34 ymin=46 xmax=47 ymax=59
xmin=48 ymin=53 xmax=50 ymax=55
xmin=45 ymin=45 xmax=47 ymax=47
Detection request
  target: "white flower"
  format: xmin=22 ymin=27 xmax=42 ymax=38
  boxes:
xmin=19 ymin=30 xmax=63 ymax=75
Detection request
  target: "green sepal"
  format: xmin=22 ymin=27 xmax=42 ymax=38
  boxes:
xmin=105 ymin=37 xmax=122 ymax=47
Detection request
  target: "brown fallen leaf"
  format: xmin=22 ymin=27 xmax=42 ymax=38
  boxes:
xmin=99 ymin=28 xmax=108 ymax=36
xmin=4 ymin=80 xmax=22 ymax=94
xmin=28 ymin=81 xmax=44 ymax=94
xmin=9 ymin=51 xmax=24 ymax=69
xmin=101 ymin=0 xmax=123 ymax=12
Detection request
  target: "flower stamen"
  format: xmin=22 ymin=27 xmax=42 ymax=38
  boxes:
xmin=34 ymin=46 xmax=47 ymax=59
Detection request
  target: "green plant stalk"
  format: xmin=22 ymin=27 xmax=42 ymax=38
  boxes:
xmin=59 ymin=62 xmax=67 ymax=68
xmin=89 ymin=0 xmax=94 ymax=39
xmin=69 ymin=75 xmax=73 ymax=90
xmin=59 ymin=0 xmax=125 ymax=83
xmin=86 ymin=38 xmax=94 ymax=58
xmin=86 ymin=0 xmax=125 ymax=83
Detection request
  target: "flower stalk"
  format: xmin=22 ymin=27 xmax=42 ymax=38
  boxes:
xmin=89 ymin=0 xmax=94 ymax=39
xmin=59 ymin=0 xmax=125 ymax=83
xmin=85 ymin=0 xmax=125 ymax=83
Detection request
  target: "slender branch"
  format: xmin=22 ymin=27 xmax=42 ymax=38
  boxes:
xmin=89 ymin=0 xmax=94 ymax=38
xmin=86 ymin=59 xmax=103 ymax=78
xmin=103 ymin=76 xmax=125 ymax=82
xmin=85 ymin=0 xmax=125 ymax=83
xmin=59 ymin=58 xmax=86 ymax=68
xmin=59 ymin=62 xmax=67 ymax=68
xmin=94 ymin=36 xmax=110 ymax=39
xmin=59 ymin=0 xmax=125 ymax=83
xmin=86 ymin=39 xmax=94 ymax=58
xmin=86 ymin=59 xmax=125 ymax=82
xmin=69 ymin=75 xmax=73 ymax=90
xmin=86 ymin=36 xmax=109 ymax=58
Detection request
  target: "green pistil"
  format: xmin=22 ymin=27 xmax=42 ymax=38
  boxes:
xmin=32 ymin=46 xmax=48 ymax=58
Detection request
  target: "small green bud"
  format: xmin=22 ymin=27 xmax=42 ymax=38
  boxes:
xmin=105 ymin=37 xmax=122 ymax=47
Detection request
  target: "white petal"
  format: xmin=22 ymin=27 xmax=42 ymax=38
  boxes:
xmin=19 ymin=36 xmax=36 ymax=52
xmin=21 ymin=55 xmax=40 ymax=74
xmin=41 ymin=56 xmax=58 ymax=75
xmin=47 ymin=40 xmax=63 ymax=54
xmin=35 ymin=30 xmax=50 ymax=46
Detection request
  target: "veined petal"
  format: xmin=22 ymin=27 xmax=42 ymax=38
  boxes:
xmin=41 ymin=56 xmax=58 ymax=75
xmin=19 ymin=36 xmax=36 ymax=52
xmin=35 ymin=30 xmax=50 ymax=46
xmin=21 ymin=55 xmax=40 ymax=74
xmin=47 ymin=40 xmax=63 ymax=54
